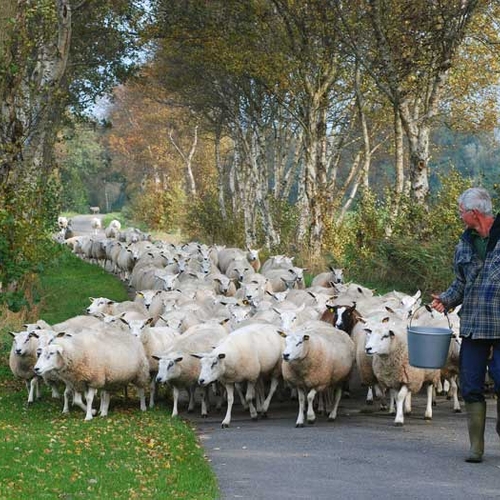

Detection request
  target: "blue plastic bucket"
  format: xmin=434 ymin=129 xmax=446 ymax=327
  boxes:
xmin=407 ymin=308 xmax=453 ymax=369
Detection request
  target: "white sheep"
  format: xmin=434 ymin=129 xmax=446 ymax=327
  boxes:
xmin=311 ymin=266 xmax=344 ymax=288
xmin=280 ymin=322 xmax=355 ymax=427
xmin=57 ymin=216 xmax=69 ymax=230
xmin=364 ymin=315 xmax=441 ymax=426
xmin=91 ymin=217 xmax=102 ymax=235
xmin=34 ymin=329 xmax=150 ymax=420
xmin=9 ymin=329 xmax=47 ymax=403
xmin=118 ymin=318 xmax=181 ymax=408
xmin=196 ymin=322 xmax=285 ymax=428
xmin=154 ymin=322 xmax=228 ymax=417
xmin=86 ymin=297 xmax=147 ymax=318
xmin=105 ymin=219 xmax=122 ymax=239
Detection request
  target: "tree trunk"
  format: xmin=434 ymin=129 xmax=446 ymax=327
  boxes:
xmin=214 ymin=129 xmax=227 ymax=220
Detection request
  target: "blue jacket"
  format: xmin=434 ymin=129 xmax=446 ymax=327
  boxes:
xmin=440 ymin=214 xmax=500 ymax=339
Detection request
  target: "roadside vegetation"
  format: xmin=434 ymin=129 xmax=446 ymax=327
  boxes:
xmin=0 ymin=249 xmax=219 ymax=500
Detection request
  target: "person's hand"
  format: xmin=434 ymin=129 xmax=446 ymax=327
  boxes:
xmin=430 ymin=293 xmax=445 ymax=313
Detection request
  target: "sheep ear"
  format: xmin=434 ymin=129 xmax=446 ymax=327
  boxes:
xmin=303 ymin=334 xmax=310 ymax=341
xmin=9 ymin=331 xmax=16 ymax=337
xmin=136 ymin=291 xmax=144 ymax=298
xmin=29 ymin=332 xmax=39 ymax=339
xmin=146 ymin=318 xmax=154 ymax=325
xmin=220 ymin=318 xmax=230 ymax=325
xmin=190 ymin=353 xmax=203 ymax=359
xmin=217 ymin=353 xmax=226 ymax=359
xmin=151 ymin=355 xmax=161 ymax=361
xmin=277 ymin=330 xmax=287 ymax=338
xmin=364 ymin=328 xmax=372 ymax=334
xmin=175 ymin=356 xmax=183 ymax=363
xmin=56 ymin=331 xmax=66 ymax=338
xmin=382 ymin=317 xmax=390 ymax=323
xmin=385 ymin=306 xmax=395 ymax=314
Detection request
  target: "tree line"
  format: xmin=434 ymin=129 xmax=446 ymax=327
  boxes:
xmin=1 ymin=0 xmax=500 ymax=300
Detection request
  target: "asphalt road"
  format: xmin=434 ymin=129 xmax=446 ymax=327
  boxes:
xmin=189 ymin=387 xmax=500 ymax=500
xmin=67 ymin=214 xmax=500 ymax=499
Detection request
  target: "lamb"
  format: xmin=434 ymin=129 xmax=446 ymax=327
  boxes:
xmin=154 ymin=322 xmax=228 ymax=417
xmin=34 ymin=329 xmax=150 ymax=420
xmin=280 ymin=322 xmax=355 ymax=427
xmin=364 ymin=314 xmax=441 ymax=426
xmin=196 ymin=322 xmax=285 ymax=428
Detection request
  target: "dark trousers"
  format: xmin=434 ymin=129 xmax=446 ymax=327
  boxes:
xmin=459 ymin=337 xmax=500 ymax=403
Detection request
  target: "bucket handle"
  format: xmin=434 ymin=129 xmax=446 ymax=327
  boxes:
xmin=408 ymin=303 xmax=452 ymax=331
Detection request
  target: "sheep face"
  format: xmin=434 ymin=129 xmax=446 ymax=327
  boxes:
xmin=156 ymin=356 xmax=183 ymax=383
xmin=277 ymin=309 xmax=299 ymax=330
xmin=282 ymin=333 xmax=309 ymax=362
xmin=10 ymin=331 xmax=34 ymax=356
xmin=122 ymin=318 xmax=150 ymax=337
xmin=34 ymin=345 xmax=65 ymax=375
xmin=87 ymin=297 xmax=113 ymax=315
xmin=198 ymin=353 xmax=225 ymax=386
xmin=364 ymin=318 xmax=396 ymax=356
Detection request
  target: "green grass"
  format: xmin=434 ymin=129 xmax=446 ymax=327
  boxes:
xmin=0 ymin=249 xmax=219 ymax=500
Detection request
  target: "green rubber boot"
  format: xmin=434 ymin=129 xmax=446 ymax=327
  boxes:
xmin=465 ymin=401 xmax=486 ymax=463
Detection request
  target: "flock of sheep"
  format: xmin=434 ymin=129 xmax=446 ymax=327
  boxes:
xmin=8 ymin=217 xmax=462 ymax=428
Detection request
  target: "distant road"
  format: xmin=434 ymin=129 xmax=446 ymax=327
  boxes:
xmin=69 ymin=214 xmax=105 ymax=237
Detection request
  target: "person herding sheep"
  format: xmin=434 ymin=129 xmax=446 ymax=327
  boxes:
xmin=431 ymin=187 xmax=500 ymax=463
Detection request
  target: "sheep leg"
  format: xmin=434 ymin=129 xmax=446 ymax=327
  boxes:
xmin=49 ymin=382 xmax=60 ymax=399
xmin=404 ymin=391 xmax=412 ymax=414
xmin=73 ymin=390 xmax=96 ymax=415
xmin=235 ymin=382 xmax=249 ymax=409
xmin=306 ymin=388 xmax=317 ymax=424
xmin=221 ymin=383 xmax=234 ymax=428
xmin=388 ymin=388 xmax=397 ymax=415
xmin=28 ymin=377 xmax=39 ymax=404
xmin=316 ymin=392 xmax=325 ymax=414
xmin=365 ymin=386 xmax=374 ymax=405
xmin=255 ymin=380 xmax=264 ymax=413
xmin=424 ymin=384 xmax=433 ymax=420
xmin=99 ymin=391 xmax=111 ymax=417
xmin=85 ymin=388 xmax=97 ymax=421
xmin=375 ymin=384 xmax=387 ymax=410
xmin=328 ymin=386 xmax=343 ymax=421
xmin=394 ymin=385 xmax=409 ymax=426
xmin=450 ymin=376 xmax=461 ymax=412
xmin=137 ymin=387 xmax=147 ymax=411
xmin=261 ymin=376 xmax=279 ymax=416
xmin=245 ymin=382 xmax=258 ymax=420
xmin=187 ymin=386 xmax=196 ymax=413
xmin=63 ymin=386 xmax=71 ymax=413
xmin=172 ymin=386 xmax=180 ymax=417
xmin=436 ymin=377 xmax=444 ymax=396
xmin=200 ymin=386 xmax=209 ymax=417
xmin=296 ymin=388 xmax=306 ymax=427
xmin=149 ymin=377 xmax=156 ymax=409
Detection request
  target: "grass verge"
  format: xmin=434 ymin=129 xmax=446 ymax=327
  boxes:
xmin=0 ymin=249 xmax=219 ymax=499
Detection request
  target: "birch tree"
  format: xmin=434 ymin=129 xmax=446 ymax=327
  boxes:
xmin=333 ymin=0 xmax=483 ymax=207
